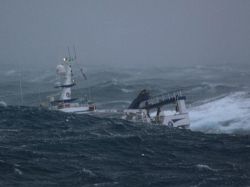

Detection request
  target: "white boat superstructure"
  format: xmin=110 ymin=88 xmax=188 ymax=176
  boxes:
xmin=49 ymin=55 xmax=96 ymax=114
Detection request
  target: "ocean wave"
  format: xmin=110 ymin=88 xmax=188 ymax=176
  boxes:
xmin=121 ymin=88 xmax=133 ymax=93
xmin=190 ymin=92 xmax=250 ymax=134
xmin=0 ymin=101 xmax=7 ymax=107
xmin=0 ymin=106 xmax=250 ymax=186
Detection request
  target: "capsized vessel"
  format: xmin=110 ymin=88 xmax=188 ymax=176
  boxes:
xmin=122 ymin=89 xmax=190 ymax=128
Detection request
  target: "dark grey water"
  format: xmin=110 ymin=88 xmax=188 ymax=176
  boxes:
xmin=0 ymin=65 xmax=250 ymax=186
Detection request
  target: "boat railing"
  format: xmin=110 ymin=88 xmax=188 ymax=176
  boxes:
xmin=139 ymin=90 xmax=185 ymax=109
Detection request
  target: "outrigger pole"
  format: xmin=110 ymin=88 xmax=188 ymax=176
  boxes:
xmin=73 ymin=46 xmax=87 ymax=80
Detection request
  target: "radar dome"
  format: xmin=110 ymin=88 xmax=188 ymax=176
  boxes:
xmin=56 ymin=64 xmax=66 ymax=75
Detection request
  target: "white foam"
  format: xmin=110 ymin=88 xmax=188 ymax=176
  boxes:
xmin=14 ymin=168 xmax=23 ymax=175
xmin=121 ymin=88 xmax=133 ymax=93
xmin=0 ymin=101 xmax=7 ymax=107
xmin=5 ymin=70 xmax=16 ymax=76
xmin=196 ymin=164 xmax=216 ymax=171
xmin=190 ymin=92 xmax=250 ymax=134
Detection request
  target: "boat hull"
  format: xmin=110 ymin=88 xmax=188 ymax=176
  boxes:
xmin=58 ymin=106 xmax=91 ymax=114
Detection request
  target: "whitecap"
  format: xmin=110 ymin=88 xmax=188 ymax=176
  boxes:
xmin=190 ymin=92 xmax=250 ymax=134
xmin=121 ymin=88 xmax=133 ymax=93
xmin=14 ymin=168 xmax=23 ymax=175
xmin=196 ymin=164 xmax=216 ymax=172
xmin=0 ymin=101 xmax=7 ymax=107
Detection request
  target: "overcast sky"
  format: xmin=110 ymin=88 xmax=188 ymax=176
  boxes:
xmin=0 ymin=0 xmax=250 ymax=69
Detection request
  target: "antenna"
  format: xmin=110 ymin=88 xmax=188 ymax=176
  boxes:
xmin=73 ymin=46 xmax=92 ymax=103
xmin=73 ymin=46 xmax=87 ymax=80
xmin=73 ymin=45 xmax=77 ymax=60
xmin=38 ymin=87 xmax=42 ymax=105
xmin=67 ymin=46 xmax=71 ymax=60
xmin=18 ymin=66 xmax=24 ymax=106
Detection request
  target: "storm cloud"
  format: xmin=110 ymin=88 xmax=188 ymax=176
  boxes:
xmin=1 ymin=0 xmax=250 ymax=69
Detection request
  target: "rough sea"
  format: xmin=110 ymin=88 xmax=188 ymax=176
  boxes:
xmin=0 ymin=64 xmax=250 ymax=186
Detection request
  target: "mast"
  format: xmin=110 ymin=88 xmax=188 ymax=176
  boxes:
xmin=56 ymin=57 xmax=76 ymax=102
xmin=18 ymin=63 xmax=24 ymax=106
xmin=19 ymin=77 xmax=24 ymax=105
xmin=53 ymin=47 xmax=88 ymax=104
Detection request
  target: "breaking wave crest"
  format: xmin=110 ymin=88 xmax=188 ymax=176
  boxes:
xmin=190 ymin=92 xmax=250 ymax=134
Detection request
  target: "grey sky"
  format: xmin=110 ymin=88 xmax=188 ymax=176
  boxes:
xmin=1 ymin=0 xmax=250 ymax=69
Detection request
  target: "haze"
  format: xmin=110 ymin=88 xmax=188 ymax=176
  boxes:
xmin=1 ymin=0 xmax=250 ymax=69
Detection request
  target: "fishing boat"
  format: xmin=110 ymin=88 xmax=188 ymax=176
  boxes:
xmin=122 ymin=89 xmax=190 ymax=128
xmin=47 ymin=50 xmax=189 ymax=128
xmin=48 ymin=52 xmax=96 ymax=114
